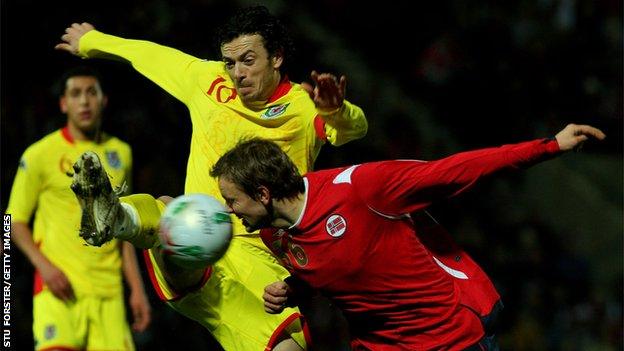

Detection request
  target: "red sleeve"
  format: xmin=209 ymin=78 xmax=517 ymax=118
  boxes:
xmin=352 ymin=138 xmax=560 ymax=216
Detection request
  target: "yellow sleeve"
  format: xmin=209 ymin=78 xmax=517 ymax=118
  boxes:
xmin=124 ymin=144 xmax=133 ymax=195
xmin=321 ymin=100 xmax=368 ymax=146
xmin=79 ymin=30 xmax=206 ymax=103
xmin=6 ymin=148 xmax=42 ymax=223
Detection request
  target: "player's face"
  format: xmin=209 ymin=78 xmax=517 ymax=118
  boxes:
xmin=218 ymin=177 xmax=272 ymax=232
xmin=221 ymin=34 xmax=283 ymax=106
xmin=60 ymin=76 xmax=107 ymax=134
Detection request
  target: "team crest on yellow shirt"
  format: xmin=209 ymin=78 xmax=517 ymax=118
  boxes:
xmin=105 ymin=151 xmax=122 ymax=169
xmin=261 ymin=103 xmax=290 ymax=119
xmin=59 ymin=154 xmax=74 ymax=174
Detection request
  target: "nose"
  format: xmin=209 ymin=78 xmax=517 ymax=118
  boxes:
xmin=233 ymin=63 xmax=246 ymax=81
xmin=78 ymin=92 xmax=89 ymax=105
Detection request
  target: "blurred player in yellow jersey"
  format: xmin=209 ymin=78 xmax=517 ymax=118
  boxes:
xmin=57 ymin=6 xmax=366 ymax=351
xmin=6 ymin=66 xmax=151 ymax=351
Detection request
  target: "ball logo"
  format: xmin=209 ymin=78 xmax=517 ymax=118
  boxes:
xmin=212 ymin=211 xmax=232 ymax=224
xmin=325 ymin=214 xmax=347 ymax=237
xmin=170 ymin=201 xmax=189 ymax=215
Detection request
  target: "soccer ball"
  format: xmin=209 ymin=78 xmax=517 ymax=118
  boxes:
xmin=159 ymin=194 xmax=233 ymax=269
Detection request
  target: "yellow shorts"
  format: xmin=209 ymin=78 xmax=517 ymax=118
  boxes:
xmin=33 ymin=289 xmax=134 ymax=351
xmin=146 ymin=238 xmax=309 ymax=350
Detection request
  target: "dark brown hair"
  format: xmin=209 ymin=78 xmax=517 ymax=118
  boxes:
xmin=215 ymin=6 xmax=295 ymax=74
xmin=210 ymin=138 xmax=304 ymax=200
xmin=56 ymin=65 xmax=104 ymax=97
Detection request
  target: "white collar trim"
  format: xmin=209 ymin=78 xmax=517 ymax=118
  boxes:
xmin=289 ymin=177 xmax=309 ymax=229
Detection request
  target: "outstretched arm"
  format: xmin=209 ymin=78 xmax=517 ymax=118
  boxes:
xmin=355 ymin=123 xmax=605 ymax=216
xmin=55 ymin=22 xmax=202 ymax=103
xmin=302 ymin=71 xmax=368 ymax=146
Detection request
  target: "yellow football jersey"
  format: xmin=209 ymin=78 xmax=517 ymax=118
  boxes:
xmin=79 ymin=30 xmax=367 ymax=248
xmin=6 ymin=128 xmax=132 ymax=298
xmin=78 ymin=31 xmax=367 ymax=350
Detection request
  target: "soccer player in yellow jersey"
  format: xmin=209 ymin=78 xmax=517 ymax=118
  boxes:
xmin=56 ymin=6 xmax=366 ymax=351
xmin=6 ymin=66 xmax=151 ymax=351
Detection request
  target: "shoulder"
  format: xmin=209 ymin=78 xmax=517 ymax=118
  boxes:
xmin=102 ymin=133 xmax=130 ymax=147
xmin=287 ymin=83 xmax=314 ymax=102
xmin=15 ymin=130 xmax=63 ymax=172
xmin=199 ymin=60 xmax=228 ymax=75
xmin=203 ymin=60 xmax=224 ymax=69
xmin=324 ymin=161 xmax=404 ymax=188
xmin=276 ymin=82 xmax=316 ymax=116
xmin=23 ymin=130 xmax=64 ymax=158
xmin=310 ymin=163 xmax=391 ymax=184
xmin=306 ymin=165 xmax=359 ymax=187
xmin=101 ymin=134 xmax=132 ymax=158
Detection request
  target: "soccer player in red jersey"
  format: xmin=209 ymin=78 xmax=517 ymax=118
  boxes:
xmin=210 ymin=124 xmax=605 ymax=350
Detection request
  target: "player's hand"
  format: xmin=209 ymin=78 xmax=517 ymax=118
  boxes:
xmin=55 ymin=22 xmax=95 ymax=56
xmin=39 ymin=261 xmax=75 ymax=302
xmin=263 ymin=280 xmax=291 ymax=314
xmin=301 ymin=71 xmax=346 ymax=114
xmin=555 ymin=124 xmax=606 ymax=152
xmin=129 ymin=289 xmax=152 ymax=332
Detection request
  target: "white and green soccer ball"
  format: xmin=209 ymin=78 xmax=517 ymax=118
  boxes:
xmin=159 ymin=194 xmax=233 ymax=269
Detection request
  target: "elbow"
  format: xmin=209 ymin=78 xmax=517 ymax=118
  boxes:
xmin=355 ymin=118 xmax=368 ymax=139
xmin=346 ymin=118 xmax=368 ymax=142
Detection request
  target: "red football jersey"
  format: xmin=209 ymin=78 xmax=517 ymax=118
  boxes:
xmin=261 ymin=138 xmax=559 ymax=350
xmin=413 ymin=210 xmax=502 ymax=322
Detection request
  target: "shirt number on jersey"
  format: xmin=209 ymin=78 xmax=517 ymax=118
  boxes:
xmin=206 ymin=77 xmax=237 ymax=103
xmin=270 ymin=230 xmax=308 ymax=269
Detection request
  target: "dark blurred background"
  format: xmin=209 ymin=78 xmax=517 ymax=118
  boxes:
xmin=1 ymin=0 xmax=622 ymax=350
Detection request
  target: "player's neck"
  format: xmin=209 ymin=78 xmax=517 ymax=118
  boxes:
xmin=272 ymin=192 xmax=306 ymax=229
xmin=67 ymin=122 xmax=101 ymax=142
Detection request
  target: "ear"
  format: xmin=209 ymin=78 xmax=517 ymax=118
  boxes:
xmin=59 ymin=96 xmax=68 ymax=113
xmin=102 ymin=94 xmax=108 ymax=108
xmin=257 ymin=185 xmax=271 ymax=205
xmin=272 ymin=50 xmax=284 ymax=70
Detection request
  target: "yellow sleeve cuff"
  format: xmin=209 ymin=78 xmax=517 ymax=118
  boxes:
xmin=322 ymin=100 xmax=368 ymax=146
